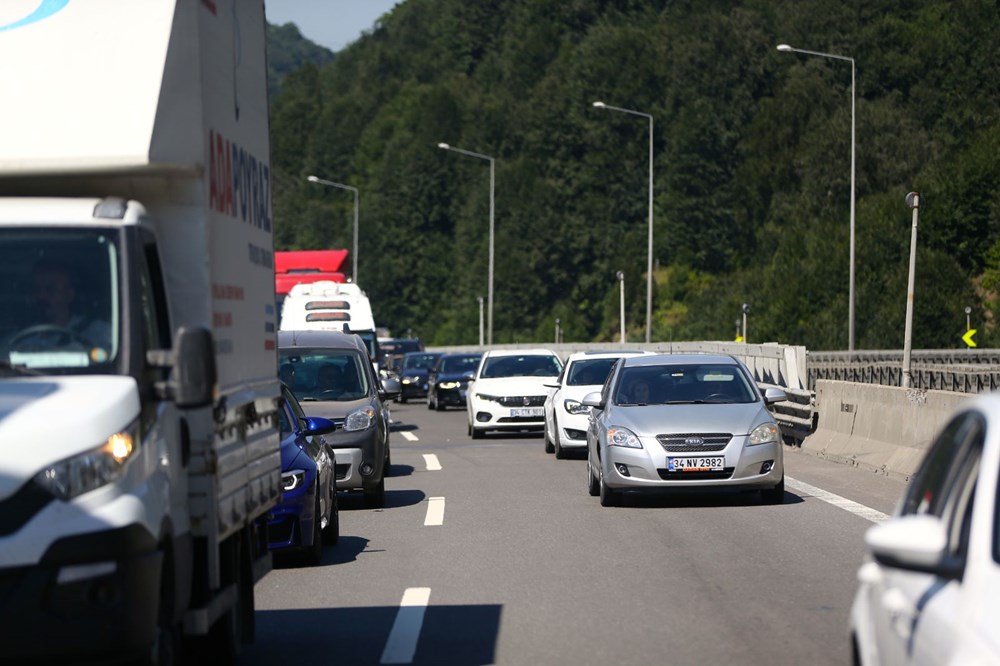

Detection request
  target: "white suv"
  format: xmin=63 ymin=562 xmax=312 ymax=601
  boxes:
xmin=466 ymin=349 xmax=563 ymax=439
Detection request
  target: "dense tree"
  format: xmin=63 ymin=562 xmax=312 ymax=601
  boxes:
xmin=266 ymin=0 xmax=1000 ymax=349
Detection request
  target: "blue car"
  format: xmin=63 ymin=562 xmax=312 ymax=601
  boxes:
xmin=268 ymin=383 xmax=339 ymax=565
xmin=397 ymin=351 xmax=443 ymax=402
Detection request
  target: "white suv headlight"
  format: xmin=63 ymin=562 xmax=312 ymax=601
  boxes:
xmin=344 ymin=406 xmax=376 ymax=432
xmin=564 ymin=399 xmax=589 ymax=415
xmin=34 ymin=425 xmax=138 ymax=501
xmin=748 ymin=423 xmax=780 ymax=446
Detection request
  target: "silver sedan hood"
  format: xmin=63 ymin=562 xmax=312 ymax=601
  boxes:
xmin=607 ymin=402 xmax=773 ymax=437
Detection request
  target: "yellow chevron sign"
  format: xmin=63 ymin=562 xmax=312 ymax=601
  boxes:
xmin=963 ymin=329 xmax=977 ymax=348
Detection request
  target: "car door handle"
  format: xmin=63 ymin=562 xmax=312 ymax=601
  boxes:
xmin=881 ymin=588 xmax=917 ymax=641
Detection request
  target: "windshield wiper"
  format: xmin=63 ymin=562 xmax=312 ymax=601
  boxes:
xmin=665 ymin=400 xmax=707 ymax=405
xmin=0 ymin=361 xmax=42 ymax=377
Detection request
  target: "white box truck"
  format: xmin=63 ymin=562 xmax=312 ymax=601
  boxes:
xmin=0 ymin=1 xmax=280 ymax=663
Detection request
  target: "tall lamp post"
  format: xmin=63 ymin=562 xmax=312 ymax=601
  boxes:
xmin=592 ymin=101 xmax=655 ymax=344
xmin=306 ymin=175 xmax=359 ymax=283
xmin=901 ymin=192 xmax=920 ymax=389
xmin=776 ymin=44 xmax=856 ymax=352
xmin=477 ymin=296 xmax=484 ymax=347
xmin=438 ymin=142 xmax=495 ymax=346
xmin=616 ymin=271 xmax=626 ymax=344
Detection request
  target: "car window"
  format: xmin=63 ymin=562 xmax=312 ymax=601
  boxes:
xmin=614 ymin=363 xmax=755 ymax=405
xmin=481 ymin=354 xmax=562 ymax=378
xmin=279 ymin=348 xmax=370 ymax=401
xmin=566 ymin=358 xmax=619 ymax=386
xmin=403 ymin=353 xmax=440 ymax=370
xmin=441 ymin=355 xmax=480 ymax=373
xmin=901 ymin=412 xmax=982 ymax=519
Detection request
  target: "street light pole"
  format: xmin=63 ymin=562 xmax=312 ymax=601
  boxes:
xmin=593 ymin=101 xmax=655 ymax=344
xmin=477 ymin=296 xmax=484 ymax=347
xmin=306 ymin=175 xmax=360 ymax=283
xmin=777 ymin=44 xmax=856 ymax=352
xmin=616 ymin=271 xmax=626 ymax=344
xmin=902 ymin=192 xmax=920 ymax=389
xmin=438 ymin=143 xmax=495 ymax=346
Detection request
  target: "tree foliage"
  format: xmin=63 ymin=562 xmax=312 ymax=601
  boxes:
xmin=266 ymin=0 xmax=1000 ymax=349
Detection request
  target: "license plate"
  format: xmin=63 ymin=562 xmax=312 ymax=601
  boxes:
xmin=510 ymin=407 xmax=543 ymax=417
xmin=667 ymin=456 xmax=724 ymax=472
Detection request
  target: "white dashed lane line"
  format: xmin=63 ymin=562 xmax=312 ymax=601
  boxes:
xmin=400 ymin=431 xmax=418 ymax=442
xmin=380 ymin=587 xmax=432 ymax=664
xmin=422 ymin=454 xmax=441 ymax=471
xmin=424 ymin=497 xmax=445 ymax=526
xmin=786 ymin=476 xmax=890 ymax=523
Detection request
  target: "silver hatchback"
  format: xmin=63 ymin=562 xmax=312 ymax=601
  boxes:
xmin=584 ymin=354 xmax=787 ymax=507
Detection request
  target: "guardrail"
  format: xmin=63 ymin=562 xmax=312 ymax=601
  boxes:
xmin=807 ymin=349 xmax=1000 ymax=393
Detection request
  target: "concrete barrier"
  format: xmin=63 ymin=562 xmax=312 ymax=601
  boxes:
xmin=801 ymin=380 xmax=973 ymax=481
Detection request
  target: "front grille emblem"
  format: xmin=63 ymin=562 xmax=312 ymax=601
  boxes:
xmin=523 ymin=397 xmax=530 ymax=406
xmin=685 ymin=437 xmax=704 ymax=446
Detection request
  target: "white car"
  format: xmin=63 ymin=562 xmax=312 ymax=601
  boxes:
xmin=543 ymin=350 xmax=651 ymax=459
xmin=466 ymin=349 xmax=563 ymax=439
xmin=850 ymin=393 xmax=1000 ymax=666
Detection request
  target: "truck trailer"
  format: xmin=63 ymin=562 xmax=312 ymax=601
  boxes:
xmin=0 ymin=1 xmax=280 ymax=663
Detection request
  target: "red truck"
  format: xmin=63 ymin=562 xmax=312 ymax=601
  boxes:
xmin=275 ymin=249 xmax=348 ymax=310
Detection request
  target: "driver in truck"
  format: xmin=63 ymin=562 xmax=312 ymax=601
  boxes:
xmin=26 ymin=260 xmax=112 ymax=353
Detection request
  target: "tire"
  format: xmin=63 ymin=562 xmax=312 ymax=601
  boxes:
xmin=427 ymin=393 xmax=435 ymax=410
xmin=543 ymin=427 xmax=555 ymax=454
xmin=322 ymin=484 xmax=339 ymax=546
xmin=587 ymin=453 xmax=600 ymax=497
xmin=399 ymin=396 xmax=407 ymax=404
xmin=599 ymin=461 xmax=619 ymax=507
xmin=143 ymin=551 xmax=180 ymax=666
xmin=364 ymin=474 xmax=386 ymax=508
xmin=302 ymin=490 xmax=323 ymax=566
xmin=471 ymin=426 xmax=484 ymax=440
xmin=435 ymin=396 xmax=445 ymax=411
xmin=761 ymin=476 xmax=785 ymax=505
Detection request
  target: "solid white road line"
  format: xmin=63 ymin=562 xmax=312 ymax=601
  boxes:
xmin=401 ymin=431 xmax=418 ymax=442
xmin=380 ymin=587 xmax=432 ymax=664
xmin=786 ymin=476 xmax=890 ymax=523
xmin=422 ymin=453 xmax=441 ymax=471
xmin=424 ymin=497 xmax=445 ymax=526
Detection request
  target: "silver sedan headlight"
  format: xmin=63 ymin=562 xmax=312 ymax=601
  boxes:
xmin=34 ymin=425 xmax=139 ymax=500
xmin=344 ymin=406 xmax=376 ymax=432
xmin=607 ymin=426 xmax=643 ymax=449
xmin=563 ymin=399 xmax=589 ymax=415
xmin=748 ymin=423 xmax=780 ymax=446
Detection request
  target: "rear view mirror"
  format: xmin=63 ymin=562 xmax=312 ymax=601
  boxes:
xmin=380 ymin=376 xmax=402 ymax=400
xmin=864 ymin=514 xmax=963 ymax=579
xmin=147 ymin=327 xmax=216 ymax=408
xmin=301 ymin=416 xmax=338 ymax=436
xmin=581 ymin=391 xmax=604 ymax=410
xmin=762 ymin=387 xmax=787 ymax=405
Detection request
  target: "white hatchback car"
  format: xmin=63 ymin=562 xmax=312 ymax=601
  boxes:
xmin=543 ymin=350 xmax=651 ymax=459
xmin=850 ymin=394 xmax=1000 ymax=666
xmin=466 ymin=349 xmax=563 ymax=439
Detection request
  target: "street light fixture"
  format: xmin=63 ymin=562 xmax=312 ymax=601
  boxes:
xmin=592 ymin=100 xmax=655 ymax=344
xmin=438 ymin=142 xmax=495 ymax=346
xmin=306 ymin=175 xmax=360 ymax=283
xmin=776 ymin=43 xmax=856 ymax=352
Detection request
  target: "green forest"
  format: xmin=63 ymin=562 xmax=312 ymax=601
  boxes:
xmin=266 ymin=0 xmax=1000 ymax=351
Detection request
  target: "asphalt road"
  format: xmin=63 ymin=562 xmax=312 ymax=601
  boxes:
xmin=241 ymin=399 xmax=908 ymax=666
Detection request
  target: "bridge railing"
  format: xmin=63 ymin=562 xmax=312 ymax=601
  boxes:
xmin=807 ymin=349 xmax=1000 ymax=393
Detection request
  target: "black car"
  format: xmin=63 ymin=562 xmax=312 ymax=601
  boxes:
xmin=381 ymin=338 xmax=424 ymax=376
xmin=427 ymin=352 xmax=482 ymax=411
xmin=279 ymin=330 xmax=401 ymax=508
xmin=398 ymin=351 xmax=443 ymax=403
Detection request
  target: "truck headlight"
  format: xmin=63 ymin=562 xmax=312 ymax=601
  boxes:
xmin=344 ymin=406 xmax=376 ymax=432
xmin=34 ymin=426 xmax=138 ymax=501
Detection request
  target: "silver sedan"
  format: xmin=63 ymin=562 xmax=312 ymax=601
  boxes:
xmin=583 ymin=353 xmax=787 ymax=507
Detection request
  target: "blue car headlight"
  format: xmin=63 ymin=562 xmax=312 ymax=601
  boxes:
xmin=282 ymin=469 xmax=306 ymax=491
xmin=34 ymin=424 xmax=139 ymax=501
xmin=345 ymin=406 xmax=376 ymax=432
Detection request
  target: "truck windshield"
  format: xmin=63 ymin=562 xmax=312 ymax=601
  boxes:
xmin=0 ymin=228 xmax=120 ymax=372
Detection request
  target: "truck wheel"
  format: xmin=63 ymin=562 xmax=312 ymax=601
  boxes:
xmin=364 ymin=475 xmax=385 ymax=508
xmin=145 ymin=550 xmax=181 ymax=666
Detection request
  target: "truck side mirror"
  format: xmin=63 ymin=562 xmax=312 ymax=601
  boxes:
xmin=149 ymin=327 xmax=217 ymax=408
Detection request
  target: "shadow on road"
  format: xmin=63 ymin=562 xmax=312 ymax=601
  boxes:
xmin=337 ymin=488 xmax=427 ymax=511
xmin=386 ymin=463 xmax=415 ymax=477
xmin=615 ymin=487 xmax=805 ymax=509
xmin=240 ymin=603 xmax=502 ymax=666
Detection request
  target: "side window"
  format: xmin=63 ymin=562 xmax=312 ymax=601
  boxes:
xmin=139 ymin=231 xmax=171 ymax=350
xmin=278 ymin=398 xmax=294 ymax=437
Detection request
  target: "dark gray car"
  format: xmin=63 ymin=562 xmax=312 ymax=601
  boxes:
xmin=279 ymin=330 xmax=401 ymax=508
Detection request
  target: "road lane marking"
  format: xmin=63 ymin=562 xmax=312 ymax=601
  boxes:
xmin=422 ymin=454 xmax=441 ymax=471
xmin=424 ymin=497 xmax=445 ymax=526
xmin=380 ymin=587 xmax=431 ymax=664
xmin=401 ymin=431 xmax=418 ymax=442
xmin=786 ymin=476 xmax=890 ymax=523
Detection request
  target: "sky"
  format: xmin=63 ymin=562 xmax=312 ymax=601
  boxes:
xmin=265 ymin=0 xmax=402 ymax=52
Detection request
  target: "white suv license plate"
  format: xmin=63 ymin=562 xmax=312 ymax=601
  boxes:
xmin=510 ymin=407 xmax=543 ymax=417
xmin=667 ymin=456 xmax=724 ymax=472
